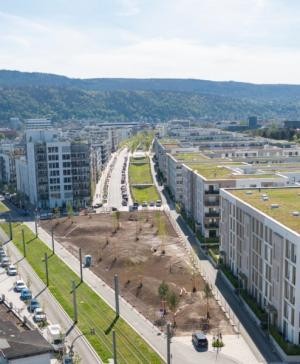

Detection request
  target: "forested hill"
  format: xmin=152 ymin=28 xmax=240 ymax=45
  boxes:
xmin=1 ymin=70 xmax=300 ymax=122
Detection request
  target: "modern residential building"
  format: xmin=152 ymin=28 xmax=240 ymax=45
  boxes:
xmin=220 ymin=187 xmax=300 ymax=345
xmin=16 ymin=129 xmax=91 ymax=209
xmin=25 ymin=118 xmax=52 ymax=130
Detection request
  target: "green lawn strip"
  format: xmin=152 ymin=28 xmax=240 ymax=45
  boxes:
xmin=131 ymin=186 xmax=160 ymax=204
xmin=0 ymin=201 xmax=9 ymax=212
xmin=129 ymin=157 xmax=153 ymax=185
xmin=1 ymin=223 xmax=163 ymax=364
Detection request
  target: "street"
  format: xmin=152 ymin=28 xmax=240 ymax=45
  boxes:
xmin=0 ymin=230 xmax=101 ymax=364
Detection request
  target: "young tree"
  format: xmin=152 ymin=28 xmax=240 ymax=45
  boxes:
xmin=158 ymin=281 xmax=169 ymax=315
xmin=203 ymin=283 xmax=212 ymax=319
xmin=66 ymin=201 xmax=74 ymax=220
xmin=114 ymin=211 xmax=121 ymax=230
xmin=167 ymin=290 xmax=179 ymax=326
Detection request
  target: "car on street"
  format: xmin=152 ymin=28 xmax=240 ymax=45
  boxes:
xmin=133 ymin=202 xmax=139 ymax=207
xmin=149 ymin=201 xmax=155 ymax=207
xmin=142 ymin=201 xmax=148 ymax=207
xmin=14 ymin=280 xmax=27 ymax=292
xmin=111 ymin=207 xmax=118 ymax=211
xmin=122 ymin=200 xmax=127 ymax=206
xmin=156 ymin=200 xmax=162 ymax=207
xmin=192 ymin=332 xmax=208 ymax=351
xmin=28 ymin=298 xmax=40 ymax=312
xmin=1 ymin=256 xmax=10 ymax=268
xmin=0 ymin=250 xmax=6 ymax=259
xmin=20 ymin=288 xmax=32 ymax=301
xmin=33 ymin=307 xmax=47 ymax=322
xmin=7 ymin=264 xmax=17 ymax=276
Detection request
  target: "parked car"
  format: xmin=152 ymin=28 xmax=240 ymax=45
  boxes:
xmin=20 ymin=288 xmax=32 ymax=301
xmin=192 ymin=332 xmax=208 ymax=350
xmin=7 ymin=264 xmax=17 ymax=276
xmin=133 ymin=202 xmax=139 ymax=207
xmin=14 ymin=280 xmax=27 ymax=292
xmin=28 ymin=298 xmax=40 ymax=312
xmin=0 ymin=250 xmax=6 ymax=259
xmin=111 ymin=207 xmax=118 ymax=212
xmin=142 ymin=201 xmax=148 ymax=207
xmin=33 ymin=307 xmax=47 ymax=322
xmin=156 ymin=200 xmax=162 ymax=207
xmin=149 ymin=201 xmax=155 ymax=207
xmin=1 ymin=256 xmax=10 ymax=268
xmin=122 ymin=200 xmax=128 ymax=206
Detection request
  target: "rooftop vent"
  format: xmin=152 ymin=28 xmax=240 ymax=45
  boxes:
xmin=270 ymin=204 xmax=279 ymax=209
xmin=292 ymin=211 xmax=300 ymax=216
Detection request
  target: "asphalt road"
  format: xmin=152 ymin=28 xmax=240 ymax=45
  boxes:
xmin=0 ymin=230 xmax=101 ymax=364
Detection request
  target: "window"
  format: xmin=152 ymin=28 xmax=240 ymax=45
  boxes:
xmin=64 ymin=177 xmax=71 ymax=183
xmin=48 ymin=154 xmax=59 ymax=161
xmin=50 ymin=178 xmax=60 ymax=184
xmin=63 ymin=162 xmax=71 ymax=168
xmin=50 ymin=170 xmax=60 ymax=176
xmin=64 ymin=184 xmax=72 ymax=191
xmin=48 ymin=147 xmax=58 ymax=153
xmin=63 ymin=154 xmax=70 ymax=160
xmin=63 ymin=169 xmax=71 ymax=176
xmin=49 ymin=162 xmax=59 ymax=169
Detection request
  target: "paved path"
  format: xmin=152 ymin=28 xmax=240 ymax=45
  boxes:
xmin=24 ymin=220 xmax=241 ymax=364
xmin=149 ymin=153 xmax=282 ymax=364
xmin=0 ymin=230 xmax=100 ymax=364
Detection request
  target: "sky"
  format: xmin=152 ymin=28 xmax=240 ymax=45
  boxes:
xmin=0 ymin=0 xmax=300 ymax=83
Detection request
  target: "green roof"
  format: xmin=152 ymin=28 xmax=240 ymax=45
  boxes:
xmin=187 ymin=163 xmax=277 ymax=180
xmin=231 ymin=188 xmax=300 ymax=234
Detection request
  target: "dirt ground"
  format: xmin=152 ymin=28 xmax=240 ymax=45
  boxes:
xmin=41 ymin=212 xmax=234 ymax=336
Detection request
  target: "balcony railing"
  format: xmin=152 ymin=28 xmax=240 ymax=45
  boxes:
xmin=204 ymin=200 xmax=220 ymax=206
xmin=205 ymin=223 xmax=219 ymax=229
xmin=205 ymin=211 xmax=220 ymax=217
xmin=204 ymin=190 xmax=219 ymax=195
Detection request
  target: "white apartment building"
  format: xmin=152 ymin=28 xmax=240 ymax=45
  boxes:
xmin=220 ymin=187 xmax=300 ymax=345
xmin=16 ymin=129 xmax=90 ymax=209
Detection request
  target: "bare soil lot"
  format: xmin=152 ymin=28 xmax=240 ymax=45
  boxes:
xmin=41 ymin=212 xmax=233 ymax=336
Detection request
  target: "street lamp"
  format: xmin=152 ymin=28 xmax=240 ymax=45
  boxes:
xmin=68 ymin=328 xmax=95 ymax=359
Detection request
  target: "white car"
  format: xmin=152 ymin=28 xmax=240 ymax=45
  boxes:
xmin=33 ymin=307 xmax=47 ymax=322
xmin=14 ymin=280 xmax=27 ymax=292
xmin=7 ymin=265 xmax=17 ymax=276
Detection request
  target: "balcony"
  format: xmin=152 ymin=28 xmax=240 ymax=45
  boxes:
xmin=204 ymin=190 xmax=219 ymax=195
xmin=204 ymin=199 xmax=220 ymax=206
xmin=205 ymin=211 xmax=220 ymax=217
xmin=205 ymin=222 xmax=219 ymax=229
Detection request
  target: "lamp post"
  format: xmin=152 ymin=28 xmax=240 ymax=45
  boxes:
xmin=68 ymin=328 xmax=95 ymax=358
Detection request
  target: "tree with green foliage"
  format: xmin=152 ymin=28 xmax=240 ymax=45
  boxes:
xmin=158 ymin=281 xmax=169 ymax=315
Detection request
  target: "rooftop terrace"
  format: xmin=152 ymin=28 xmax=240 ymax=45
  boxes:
xmin=231 ymin=188 xmax=300 ymax=234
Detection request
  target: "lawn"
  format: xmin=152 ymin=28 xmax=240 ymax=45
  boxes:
xmin=131 ymin=186 xmax=160 ymax=204
xmin=0 ymin=201 xmax=9 ymax=212
xmin=1 ymin=222 xmax=163 ymax=364
xmin=129 ymin=157 xmax=153 ymax=185
xmin=232 ymin=187 xmax=300 ymax=234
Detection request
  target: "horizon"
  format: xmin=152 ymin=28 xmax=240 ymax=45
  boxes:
xmin=2 ymin=69 xmax=300 ymax=87
xmin=1 ymin=1 xmax=300 ymax=84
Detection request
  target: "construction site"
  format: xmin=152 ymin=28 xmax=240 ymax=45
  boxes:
xmin=41 ymin=211 xmax=234 ymax=336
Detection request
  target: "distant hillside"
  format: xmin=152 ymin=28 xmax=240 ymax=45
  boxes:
xmin=1 ymin=70 xmax=300 ymax=122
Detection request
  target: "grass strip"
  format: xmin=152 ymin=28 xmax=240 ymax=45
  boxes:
xmin=1 ymin=222 xmax=163 ymax=364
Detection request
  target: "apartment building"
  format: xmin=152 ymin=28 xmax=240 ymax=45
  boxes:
xmin=16 ymin=129 xmax=91 ymax=209
xmin=220 ymin=187 xmax=300 ymax=345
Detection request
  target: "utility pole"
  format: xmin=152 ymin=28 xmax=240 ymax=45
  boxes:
xmin=167 ymin=323 xmax=171 ymax=364
xmin=72 ymin=280 xmax=78 ymax=323
xmin=35 ymin=211 xmax=38 ymax=238
xmin=9 ymin=220 xmax=12 ymax=241
xmin=112 ymin=330 xmax=117 ymax=364
xmin=79 ymin=248 xmax=83 ymax=282
xmin=22 ymin=229 xmax=26 ymax=257
xmin=51 ymin=227 xmax=55 ymax=254
xmin=44 ymin=252 xmax=49 ymax=286
xmin=114 ymin=274 xmax=120 ymax=317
